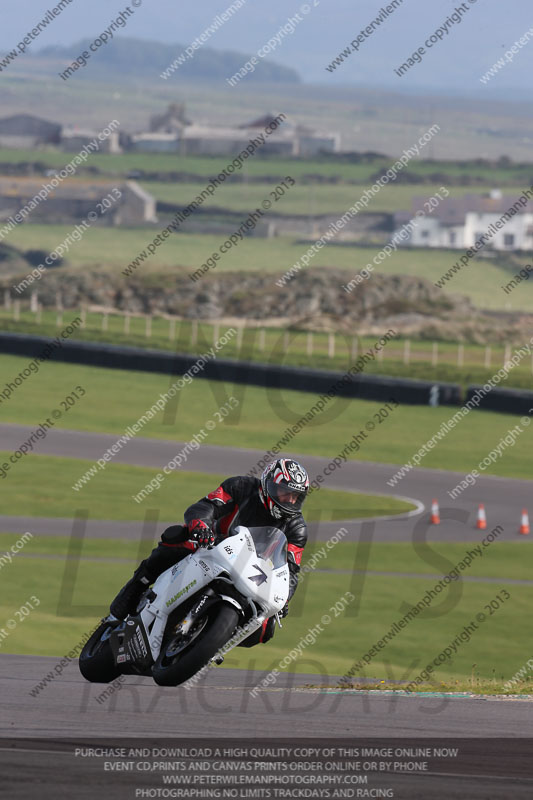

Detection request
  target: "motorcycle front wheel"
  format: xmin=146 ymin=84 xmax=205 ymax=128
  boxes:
xmin=79 ymin=620 xmax=122 ymax=683
xmin=152 ymin=602 xmax=239 ymax=687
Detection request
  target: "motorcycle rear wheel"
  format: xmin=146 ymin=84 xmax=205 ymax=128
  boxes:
xmin=152 ymin=602 xmax=239 ymax=687
xmin=79 ymin=620 xmax=122 ymax=683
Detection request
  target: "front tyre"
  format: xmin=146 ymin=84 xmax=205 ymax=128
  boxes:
xmin=79 ymin=620 xmax=122 ymax=683
xmin=152 ymin=603 xmax=239 ymax=687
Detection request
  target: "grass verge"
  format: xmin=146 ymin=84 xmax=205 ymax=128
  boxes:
xmin=2 ymin=540 xmax=530 ymax=684
xmin=1 ymin=311 xmax=533 ymax=389
xmin=0 ymin=456 xmax=413 ymax=521
xmin=306 ymin=680 xmax=533 ymax=696
xmin=0 ymin=354 xmax=530 ymax=480
xmin=4 ymin=226 xmax=533 ymax=311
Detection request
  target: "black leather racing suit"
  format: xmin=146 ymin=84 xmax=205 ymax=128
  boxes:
xmin=144 ymin=476 xmax=308 ymax=645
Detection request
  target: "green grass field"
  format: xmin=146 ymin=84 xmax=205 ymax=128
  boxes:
xmin=5 ymin=225 xmax=533 ymax=312
xmin=0 ymin=354 xmax=530 ymax=480
xmin=0 ymin=456 xmax=413 ymax=521
xmin=2 ymin=536 xmax=530 ymax=686
xmin=1 ymin=354 xmax=531 ymax=687
xmin=141 ymin=180 xmax=482 ymax=216
xmin=0 ymin=147 xmax=530 ymax=186
xmin=2 ymin=536 xmax=530 ymax=580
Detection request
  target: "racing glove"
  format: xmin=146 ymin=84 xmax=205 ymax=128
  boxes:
xmin=188 ymin=519 xmax=216 ymax=548
xmin=279 ymin=602 xmax=289 ymax=618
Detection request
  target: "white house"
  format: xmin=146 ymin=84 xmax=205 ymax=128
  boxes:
xmin=393 ymin=190 xmax=533 ymax=251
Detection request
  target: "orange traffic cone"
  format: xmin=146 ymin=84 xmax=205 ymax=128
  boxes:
xmin=519 ymin=509 xmax=530 ymax=535
xmin=476 ymin=504 xmax=487 ymax=530
xmin=430 ymin=499 xmax=440 ymax=525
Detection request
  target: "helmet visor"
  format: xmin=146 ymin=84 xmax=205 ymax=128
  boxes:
xmin=266 ymin=479 xmax=307 ymax=514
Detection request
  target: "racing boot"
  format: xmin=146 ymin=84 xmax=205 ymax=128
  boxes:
xmin=109 ymin=542 xmax=186 ymax=619
xmin=109 ymin=562 xmax=155 ymax=620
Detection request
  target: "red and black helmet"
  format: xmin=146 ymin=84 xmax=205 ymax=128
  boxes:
xmin=259 ymin=458 xmax=309 ymax=520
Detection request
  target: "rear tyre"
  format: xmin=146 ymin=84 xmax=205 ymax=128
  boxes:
xmin=79 ymin=620 xmax=122 ymax=683
xmin=152 ymin=603 xmax=239 ymax=687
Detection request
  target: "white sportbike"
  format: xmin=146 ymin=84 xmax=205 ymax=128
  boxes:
xmin=79 ymin=526 xmax=289 ymax=687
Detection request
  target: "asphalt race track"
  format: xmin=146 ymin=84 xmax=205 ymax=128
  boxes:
xmin=1 ymin=423 xmax=532 ymax=799
xmin=3 ymin=651 xmax=533 ymax=737
xmin=2 ymin=654 xmax=533 ymax=799
xmin=1 ymin=422 xmax=531 ymax=544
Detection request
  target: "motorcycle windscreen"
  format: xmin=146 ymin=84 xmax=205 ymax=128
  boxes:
xmin=247 ymin=526 xmax=288 ymax=568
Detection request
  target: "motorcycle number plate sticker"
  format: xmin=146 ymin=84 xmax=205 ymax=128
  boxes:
xmin=248 ymin=564 xmax=268 ymax=586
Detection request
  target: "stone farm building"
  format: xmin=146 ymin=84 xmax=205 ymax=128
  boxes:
xmin=0 ymin=179 xmax=156 ymax=226
xmin=0 ymin=114 xmax=61 ymax=149
xmin=131 ymin=106 xmax=340 ymax=157
xmin=0 ymin=114 xmax=121 ymax=153
xmin=0 ymin=107 xmax=340 ymax=157
xmin=60 ymin=127 xmax=121 ymax=154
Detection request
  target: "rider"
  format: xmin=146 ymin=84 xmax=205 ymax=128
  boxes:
xmin=110 ymin=458 xmax=309 ymax=645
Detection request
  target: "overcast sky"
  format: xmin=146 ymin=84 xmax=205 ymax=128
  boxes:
xmin=1 ymin=0 xmax=533 ymax=97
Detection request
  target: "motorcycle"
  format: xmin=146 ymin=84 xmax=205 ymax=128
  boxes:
xmin=79 ymin=526 xmax=289 ymax=687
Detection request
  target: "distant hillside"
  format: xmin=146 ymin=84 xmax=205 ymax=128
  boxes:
xmin=39 ymin=37 xmax=301 ymax=85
